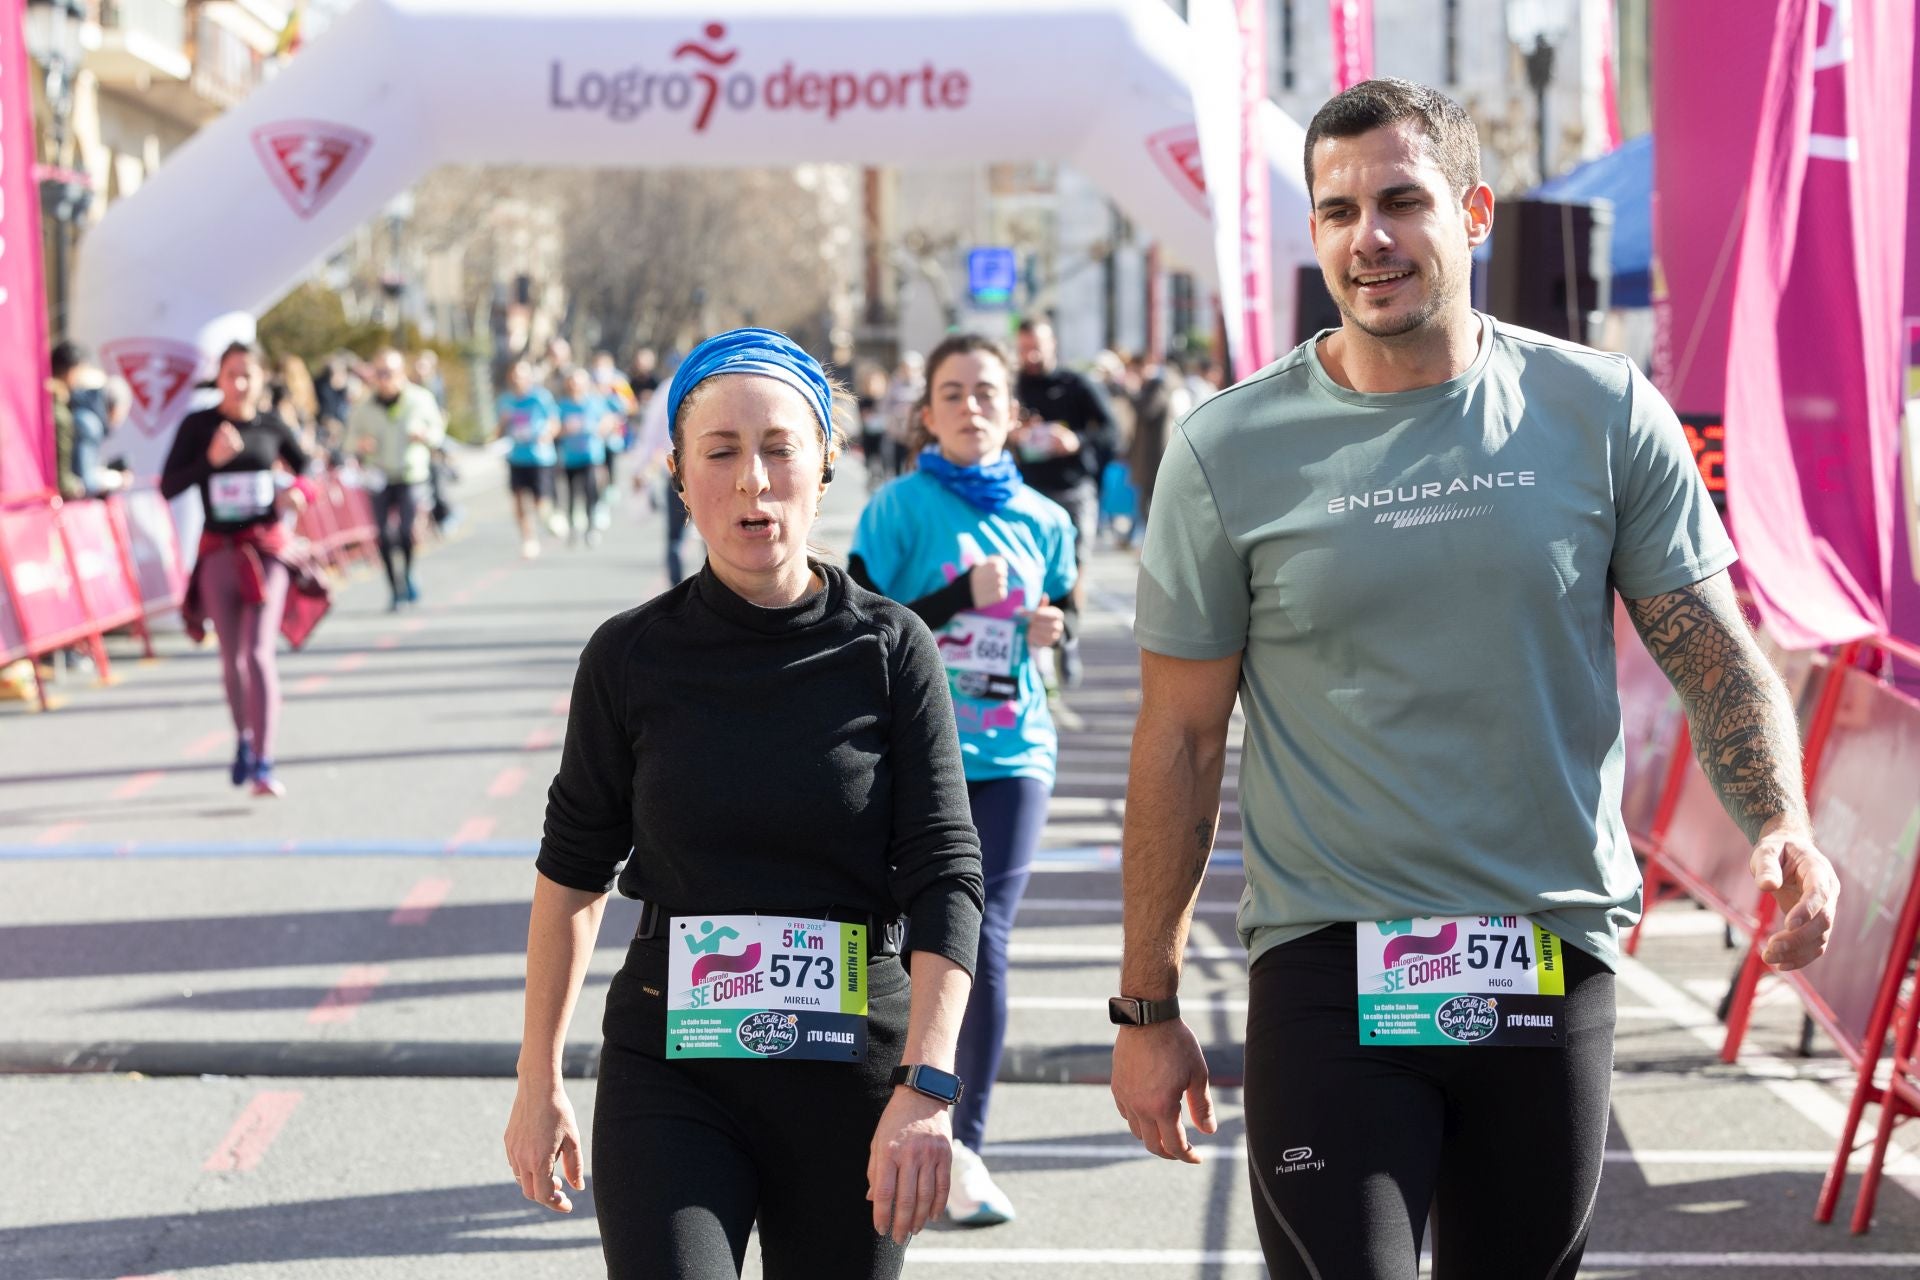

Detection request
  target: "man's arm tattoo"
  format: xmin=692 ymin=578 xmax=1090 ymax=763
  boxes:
xmin=1625 ymin=578 xmax=1806 ymax=841
xmin=1192 ymin=818 xmax=1215 ymax=876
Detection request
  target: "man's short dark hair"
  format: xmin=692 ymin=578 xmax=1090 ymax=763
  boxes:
xmin=50 ymin=340 xmax=87 ymax=379
xmin=1303 ymin=77 xmax=1481 ymax=201
xmin=1015 ymin=316 xmax=1053 ymax=337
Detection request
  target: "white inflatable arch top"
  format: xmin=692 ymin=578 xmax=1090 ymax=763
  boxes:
xmin=73 ymin=0 xmax=1313 ymax=476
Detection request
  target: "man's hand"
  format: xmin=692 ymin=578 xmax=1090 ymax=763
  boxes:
xmin=1111 ymin=1020 xmax=1215 ymax=1163
xmin=1024 ymin=596 xmax=1065 ymax=649
xmin=1752 ymin=821 xmax=1840 ymax=971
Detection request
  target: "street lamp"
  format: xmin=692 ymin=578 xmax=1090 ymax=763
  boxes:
xmin=1505 ymin=0 xmax=1574 ymax=184
xmin=23 ymin=0 xmax=89 ymax=341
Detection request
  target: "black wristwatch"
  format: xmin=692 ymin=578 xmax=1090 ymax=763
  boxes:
xmin=890 ymin=1063 xmax=965 ymax=1106
xmin=1108 ymin=995 xmax=1182 ymax=1026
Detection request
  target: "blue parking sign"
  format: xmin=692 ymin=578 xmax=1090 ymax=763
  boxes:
xmin=968 ymin=247 xmax=1018 ymax=308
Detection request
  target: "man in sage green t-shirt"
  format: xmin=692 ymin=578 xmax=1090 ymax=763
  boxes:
xmin=1106 ymin=78 xmax=1841 ymax=1279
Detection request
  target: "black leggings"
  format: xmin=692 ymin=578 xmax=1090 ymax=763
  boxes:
xmin=563 ymin=464 xmax=601 ymax=529
xmin=592 ymin=936 xmax=912 ymax=1279
xmin=1244 ymin=923 xmax=1615 ymax=1280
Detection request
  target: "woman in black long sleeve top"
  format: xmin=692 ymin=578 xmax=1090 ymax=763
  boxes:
xmin=159 ymin=343 xmax=310 ymax=797
xmin=504 ymin=328 xmax=984 ymax=1280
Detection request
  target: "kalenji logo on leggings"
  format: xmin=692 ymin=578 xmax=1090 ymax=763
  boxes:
xmin=549 ymin=22 xmax=972 ymax=132
xmin=101 ymin=338 xmax=201 ymax=437
xmin=252 ymin=121 xmax=374 ymax=220
xmin=1275 ymin=1145 xmax=1326 ymax=1174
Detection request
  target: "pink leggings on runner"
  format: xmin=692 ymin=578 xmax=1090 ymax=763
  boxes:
xmin=199 ymin=545 xmax=290 ymax=761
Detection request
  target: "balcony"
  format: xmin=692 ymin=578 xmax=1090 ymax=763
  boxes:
xmin=87 ymin=0 xmax=193 ymax=89
xmin=187 ymin=5 xmax=264 ymax=112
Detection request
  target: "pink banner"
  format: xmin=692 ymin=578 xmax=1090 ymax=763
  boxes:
xmin=1236 ymin=0 xmax=1274 ymax=373
xmin=1724 ymin=0 xmax=1915 ymax=648
xmin=1650 ymin=0 xmax=1776 ymax=417
xmin=0 ymin=0 xmax=53 ymax=499
xmin=1329 ymin=0 xmax=1374 ymax=93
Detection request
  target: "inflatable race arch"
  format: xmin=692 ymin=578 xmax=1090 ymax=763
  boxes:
xmin=72 ymin=0 xmax=1315 ymax=479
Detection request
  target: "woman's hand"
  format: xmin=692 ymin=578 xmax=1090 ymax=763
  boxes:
xmin=207 ymin=422 xmax=244 ymax=467
xmin=1025 ymin=597 xmax=1065 ymax=649
xmin=867 ymin=1087 xmax=953 ymax=1244
xmin=968 ymin=557 xmax=1011 ymax=609
xmin=504 ymin=1077 xmax=587 ymax=1214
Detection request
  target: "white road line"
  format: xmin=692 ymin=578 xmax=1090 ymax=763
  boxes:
xmin=904 ymin=1248 xmax=1920 ymax=1268
xmin=1614 ymin=951 xmax=1920 ymax=1192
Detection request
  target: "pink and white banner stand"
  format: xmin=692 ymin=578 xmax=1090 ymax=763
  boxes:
xmin=1234 ymin=0 xmax=1274 ymax=375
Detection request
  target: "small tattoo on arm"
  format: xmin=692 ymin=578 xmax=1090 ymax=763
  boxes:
xmin=1626 ymin=579 xmax=1804 ymax=841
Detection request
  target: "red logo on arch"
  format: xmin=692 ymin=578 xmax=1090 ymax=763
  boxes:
xmin=101 ymin=338 xmax=202 ymax=438
xmin=1147 ymin=125 xmax=1210 ymax=215
xmin=252 ymin=120 xmax=373 ymax=220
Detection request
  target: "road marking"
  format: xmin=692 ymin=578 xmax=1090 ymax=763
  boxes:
xmin=183 ymin=730 xmax=227 ymax=759
xmin=523 ymin=726 xmax=558 ymax=752
xmin=335 ymin=652 xmax=369 ymax=673
xmin=446 ymin=817 xmax=497 ymax=849
xmin=389 ymin=877 xmax=453 ymax=925
xmin=551 ymin=694 xmax=571 ymax=716
xmin=402 ymin=618 xmax=428 ymax=634
xmin=374 ymin=635 xmax=400 ymax=650
xmin=33 ymin=822 xmax=83 ymax=846
xmin=1614 ymin=952 xmax=1920 ymax=1196
xmin=1023 ymin=845 xmax=1245 ymax=871
xmin=202 ymin=1091 xmax=302 ymax=1172
xmin=112 ymin=771 xmax=164 ymax=801
xmin=487 ymin=766 xmax=527 ymax=799
xmin=292 ymin=675 xmax=329 ymax=695
xmin=308 ymin=965 xmax=388 ymax=1024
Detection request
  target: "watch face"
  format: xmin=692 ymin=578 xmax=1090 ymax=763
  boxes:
xmin=914 ymin=1066 xmax=963 ymax=1104
xmin=1108 ymin=997 xmax=1143 ymax=1026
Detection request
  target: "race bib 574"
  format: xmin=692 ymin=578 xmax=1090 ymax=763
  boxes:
xmin=1355 ymin=915 xmax=1567 ymax=1047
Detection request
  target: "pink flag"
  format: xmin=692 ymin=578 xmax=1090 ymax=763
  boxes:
xmin=1724 ymin=0 xmax=1914 ymax=648
xmin=1236 ymin=0 xmax=1274 ymax=373
xmin=1330 ymin=0 xmax=1374 ymax=93
xmin=0 ymin=0 xmax=53 ymax=499
xmin=1598 ymin=0 xmax=1623 ymax=152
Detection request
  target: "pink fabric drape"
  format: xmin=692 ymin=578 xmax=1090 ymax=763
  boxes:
xmin=0 ymin=0 xmax=53 ymax=499
xmin=1724 ymin=0 xmax=1915 ymax=648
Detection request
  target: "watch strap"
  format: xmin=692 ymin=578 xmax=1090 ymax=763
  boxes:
xmin=1110 ymin=994 xmax=1182 ymax=1025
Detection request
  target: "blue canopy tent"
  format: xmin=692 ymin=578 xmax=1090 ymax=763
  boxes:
xmin=1527 ymin=134 xmax=1653 ymax=308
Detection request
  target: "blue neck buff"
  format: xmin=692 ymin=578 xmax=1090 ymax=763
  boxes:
xmin=917 ymin=447 xmax=1023 ymax=513
xmin=666 ymin=327 xmax=833 ymax=445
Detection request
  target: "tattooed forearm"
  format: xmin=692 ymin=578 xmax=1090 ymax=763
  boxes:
xmin=1193 ymin=819 xmax=1216 ymax=865
xmin=1625 ymin=575 xmax=1807 ymax=841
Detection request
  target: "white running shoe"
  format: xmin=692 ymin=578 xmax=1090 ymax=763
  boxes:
xmin=546 ymin=511 xmax=569 ymax=538
xmin=946 ymin=1140 xmax=1015 ymax=1226
xmin=521 ymin=537 xmax=541 ymax=560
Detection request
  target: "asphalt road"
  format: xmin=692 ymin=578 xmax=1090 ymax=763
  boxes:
xmin=2 ymin=454 xmax=1917 ymax=1278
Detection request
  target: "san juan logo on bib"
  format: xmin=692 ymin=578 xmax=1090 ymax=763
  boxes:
xmin=252 ymin=121 xmax=373 ymax=220
xmin=1355 ymin=916 xmax=1566 ymax=1047
xmin=734 ymin=1011 xmax=800 ymax=1056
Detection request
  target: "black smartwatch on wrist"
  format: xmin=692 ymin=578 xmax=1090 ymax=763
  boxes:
xmin=1108 ymin=995 xmax=1181 ymax=1026
xmin=891 ymin=1063 xmax=965 ymax=1106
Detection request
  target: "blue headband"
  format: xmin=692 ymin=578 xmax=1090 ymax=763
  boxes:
xmin=665 ymin=327 xmax=833 ymax=446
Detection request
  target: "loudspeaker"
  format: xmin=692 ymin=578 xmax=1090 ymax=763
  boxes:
xmin=1485 ymin=199 xmax=1613 ymax=344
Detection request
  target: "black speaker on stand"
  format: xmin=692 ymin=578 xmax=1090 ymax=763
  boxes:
xmin=1485 ymin=198 xmax=1613 ymax=345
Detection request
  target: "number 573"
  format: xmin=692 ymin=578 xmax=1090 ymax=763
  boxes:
xmin=769 ymin=954 xmax=836 ymax=990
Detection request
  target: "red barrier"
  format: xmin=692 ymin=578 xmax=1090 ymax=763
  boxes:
xmin=111 ymin=488 xmax=186 ymax=619
xmin=58 ymin=499 xmax=146 ymax=642
xmin=0 ymin=497 xmax=111 ymax=700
